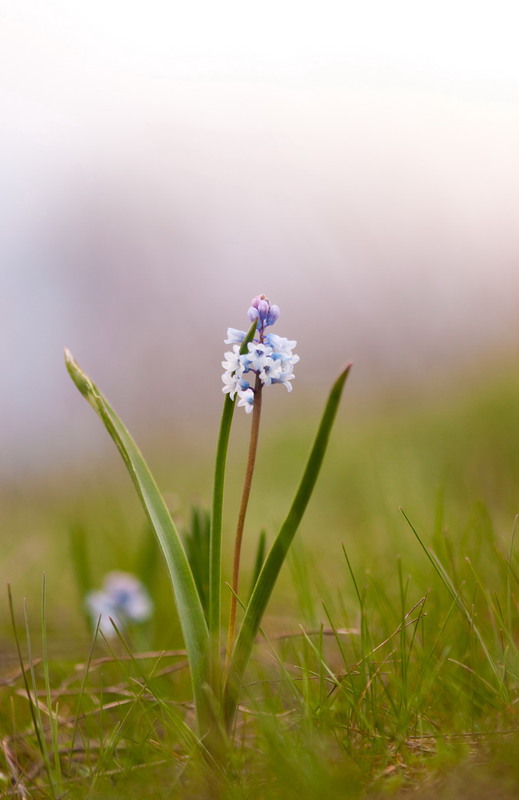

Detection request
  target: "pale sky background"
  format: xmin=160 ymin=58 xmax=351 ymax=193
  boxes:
xmin=1 ymin=1 xmax=519 ymax=480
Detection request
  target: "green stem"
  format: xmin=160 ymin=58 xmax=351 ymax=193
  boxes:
xmin=226 ymin=373 xmax=263 ymax=664
xmin=210 ymin=395 xmax=235 ymax=642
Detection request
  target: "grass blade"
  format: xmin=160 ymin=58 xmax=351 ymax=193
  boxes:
xmin=8 ymin=585 xmax=59 ymax=797
xmin=64 ymin=349 xmax=210 ymax=728
xmin=224 ymin=363 xmax=352 ymax=724
xmin=401 ymin=507 xmax=507 ymax=697
xmin=41 ymin=575 xmax=63 ymax=792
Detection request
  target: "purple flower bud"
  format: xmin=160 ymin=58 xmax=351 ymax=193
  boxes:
xmin=257 ymin=299 xmax=270 ymax=321
xmin=248 ymin=294 xmax=280 ymax=328
xmin=250 ymin=294 xmax=265 ymax=309
xmin=266 ymin=304 xmax=280 ymax=326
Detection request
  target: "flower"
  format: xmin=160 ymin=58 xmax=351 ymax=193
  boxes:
xmin=265 ymin=333 xmax=297 ymax=358
xmin=237 ymin=387 xmax=255 ymax=413
xmin=222 ymin=346 xmax=242 ymax=374
xmin=85 ymin=571 xmax=153 ymax=637
xmin=221 ymin=295 xmax=298 ymax=412
xmin=244 ymin=342 xmax=272 ymax=372
xmin=259 ymin=357 xmax=283 ymax=386
xmin=224 ymin=328 xmax=246 ymax=345
xmin=222 ymin=371 xmax=240 ymax=399
xmin=272 ymin=370 xmax=295 ymax=391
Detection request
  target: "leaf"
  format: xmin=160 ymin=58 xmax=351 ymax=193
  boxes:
xmin=249 ymin=530 xmax=266 ymax=601
xmin=184 ymin=506 xmax=211 ymax=621
xmin=64 ymin=349 xmax=210 ymax=728
xmin=223 ymin=363 xmax=352 ymax=725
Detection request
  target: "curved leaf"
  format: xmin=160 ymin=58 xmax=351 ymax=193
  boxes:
xmin=223 ymin=363 xmax=352 ymax=725
xmin=65 ymin=349 xmax=210 ymax=727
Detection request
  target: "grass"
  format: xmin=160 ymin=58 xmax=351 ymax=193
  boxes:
xmin=1 ymin=355 xmax=519 ymax=797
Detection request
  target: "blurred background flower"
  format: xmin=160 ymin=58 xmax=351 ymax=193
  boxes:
xmin=85 ymin=571 xmax=153 ymax=637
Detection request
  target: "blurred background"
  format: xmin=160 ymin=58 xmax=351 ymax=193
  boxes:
xmin=1 ymin=0 xmax=519 ymax=652
xmin=2 ymin=0 xmax=519 ymax=480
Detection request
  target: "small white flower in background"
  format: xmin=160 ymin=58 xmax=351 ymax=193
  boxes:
xmin=85 ymin=571 xmax=153 ymax=637
xmin=222 ymin=294 xmax=298 ymax=412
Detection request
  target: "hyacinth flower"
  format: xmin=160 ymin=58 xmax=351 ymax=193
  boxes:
xmin=85 ymin=571 xmax=153 ymax=637
xmin=221 ymin=296 xmax=299 ymax=413
xmin=220 ymin=295 xmax=300 ymax=659
xmin=65 ymin=294 xmax=351 ymax=750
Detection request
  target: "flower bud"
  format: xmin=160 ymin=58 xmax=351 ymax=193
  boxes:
xmin=248 ymin=294 xmax=280 ymax=327
xmin=266 ymin=304 xmax=280 ymax=326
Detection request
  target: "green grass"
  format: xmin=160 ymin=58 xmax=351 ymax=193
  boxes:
xmin=2 ymin=357 xmax=519 ymax=797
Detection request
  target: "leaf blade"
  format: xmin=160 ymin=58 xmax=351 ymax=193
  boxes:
xmin=65 ymin=349 xmax=210 ymax=725
xmin=224 ymin=363 xmax=352 ymax=722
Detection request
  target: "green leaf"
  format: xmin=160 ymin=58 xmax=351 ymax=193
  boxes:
xmin=64 ymin=349 xmax=210 ymax=728
xmin=184 ymin=506 xmax=211 ymax=621
xmin=249 ymin=529 xmax=266 ymax=601
xmin=209 ymin=318 xmax=260 ymax=642
xmin=223 ymin=363 xmax=352 ymax=725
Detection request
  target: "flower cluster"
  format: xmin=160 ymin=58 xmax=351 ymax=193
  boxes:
xmin=85 ymin=571 xmax=153 ymax=637
xmin=222 ymin=294 xmax=299 ymax=413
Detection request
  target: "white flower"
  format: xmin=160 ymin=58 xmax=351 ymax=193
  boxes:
xmin=224 ymin=328 xmax=246 ymax=344
xmin=104 ymin=572 xmax=152 ymax=621
xmin=222 ymin=373 xmax=251 ymax=400
xmin=222 ymin=346 xmax=242 ymax=374
xmin=222 ymin=370 xmax=240 ymax=398
xmin=245 ymin=342 xmax=273 ymax=372
xmin=273 ymin=371 xmax=295 ymax=391
xmin=259 ymin=357 xmax=283 ymax=386
xmin=85 ymin=571 xmax=153 ymax=637
xmin=237 ymin=387 xmax=255 ymax=413
xmin=266 ymin=333 xmax=297 ymax=357
xmin=85 ymin=590 xmax=122 ymax=636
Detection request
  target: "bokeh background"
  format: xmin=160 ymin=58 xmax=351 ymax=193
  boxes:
xmin=2 ymin=0 xmax=519 ymax=483
xmin=3 ymin=13 xmax=519 ymax=795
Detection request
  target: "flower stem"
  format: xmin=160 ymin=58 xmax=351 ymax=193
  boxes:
xmin=226 ymin=372 xmax=263 ymax=665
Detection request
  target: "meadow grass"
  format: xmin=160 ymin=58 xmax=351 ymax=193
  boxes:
xmin=1 ymin=357 xmax=519 ymax=798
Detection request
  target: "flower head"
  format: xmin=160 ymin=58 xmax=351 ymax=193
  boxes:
xmin=222 ymin=296 xmax=298 ymax=412
xmin=85 ymin=571 xmax=153 ymax=637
